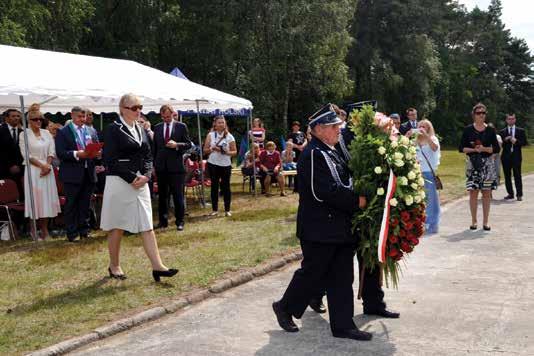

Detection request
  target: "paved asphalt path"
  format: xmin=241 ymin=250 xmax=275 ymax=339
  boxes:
xmin=74 ymin=176 xmax=534 ymax=356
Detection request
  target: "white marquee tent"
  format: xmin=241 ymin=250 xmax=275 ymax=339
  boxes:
xmin=0 ymin=45 xmax=254 ymax=235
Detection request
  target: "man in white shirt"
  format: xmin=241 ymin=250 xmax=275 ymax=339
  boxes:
xmin=0 ymin=109 xmax=24 ymax=195
xmin=499 ymin=114 xmax=528 ymax=201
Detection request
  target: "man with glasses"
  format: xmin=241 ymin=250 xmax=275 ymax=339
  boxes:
xmin=55 ymin=106 xmax=101 ymax=242
xmin=0 ymin=109 xmax=24 ymax=195
xmin=399 ymin=107 xmax=419 ymax=136
xmin=500 ymin=114 xmax=528 ymax=201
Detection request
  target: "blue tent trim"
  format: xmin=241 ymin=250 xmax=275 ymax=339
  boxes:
xmin=170 ymin=67 xmax=189 ymax=80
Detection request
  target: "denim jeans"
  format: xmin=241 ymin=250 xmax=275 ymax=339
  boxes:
xmin=423 ymin=171 xmax=440 ymax=234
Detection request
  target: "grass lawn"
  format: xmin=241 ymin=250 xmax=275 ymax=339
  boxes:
xmin=1 ymin=146 xmax=533 ymax=354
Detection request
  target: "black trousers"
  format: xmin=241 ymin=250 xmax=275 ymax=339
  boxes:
xmin=502 ymin=159 xmax=523 ymax=197
xmin=312 ymin=248 xmax=386 ymax=312
xmin=280 ymin=240 xmax=356 ymax=331
xmin=63 ymin=169 xmax=94 ymax=238
xmin=208 ymin=163 xmax=231 ymax=212
xmin=157 ymin=171 xmax=185 ymax=226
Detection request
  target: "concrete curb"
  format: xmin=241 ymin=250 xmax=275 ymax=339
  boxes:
xmin=26 ymin=250 xmax=302 ymax=356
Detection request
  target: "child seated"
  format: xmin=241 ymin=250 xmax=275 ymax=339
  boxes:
xmin=259 ymin=141 xmax=286 ymax=196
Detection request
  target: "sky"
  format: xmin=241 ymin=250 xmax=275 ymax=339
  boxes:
xmin=458 ymin=0 xmax=534 ymax=52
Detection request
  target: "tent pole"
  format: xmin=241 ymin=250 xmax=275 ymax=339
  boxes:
xmin=249 ymin=111 xmax=257 ymax=197
xmin=19 ymin=96 xmax=38 ymax=241
xmin=195 ymin=100 xmax=206 ymax=208
xmin=100 ymin=113 xmax=103 ymax=132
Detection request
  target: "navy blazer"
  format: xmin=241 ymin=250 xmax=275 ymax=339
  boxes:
xmin=153 ymin=121 xmax=192 ymax=174
xmin=0 ymin=124 xmax=23 ymax=178
xmin=399 ymin=120 xmax=418 ymax=135
xmin=296 ymin=137 xmax=359 ymax=244
xmin=55 ymin=124 xmax=98 ymax=184
xmin=500 ymin=126 xmax=528 ymax=163
xmin=103 ymin=119 xmax=153 ymax=184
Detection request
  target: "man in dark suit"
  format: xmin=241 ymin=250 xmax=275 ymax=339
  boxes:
xmin=399 ymin=107 xmax=419 ymax=136
xmin=0 ymin=109 xmax=24 ymax=196
xmin=153 ymin=105 xmax=192 ymax=231
xmin=500 ymin=114 xmax=528 ymax=201
xmin=55 ymin=106 xmax=100 ymax=242
xmin=272 ymin=104 xmax=372 ymax=341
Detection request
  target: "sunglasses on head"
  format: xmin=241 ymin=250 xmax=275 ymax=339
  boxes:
xmin=475 ymin=111 xmax=486 ymax=115
xmin=124 ymin=105 xmax=143 ymax=111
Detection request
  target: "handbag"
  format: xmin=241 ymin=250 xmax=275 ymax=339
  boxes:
xmin=419 ymin=144 xmax=443 ymax=190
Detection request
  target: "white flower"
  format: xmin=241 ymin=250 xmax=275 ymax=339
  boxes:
xmin=400 ymin=136 xmax=410 ymax=145
xmin=405 ymin=152 xmax=413 ymax=160
xmin=378 ymin=146 xmax=386 ymax=155
xmin=420 ymin=191 xmax=426 ymax=199
xmin=394 ymin=160 xmax=405 ymax=167
xmin=414 ymin=195 xmax=422 ymax=203
xmin=398 ymin=176 xmax=408 ymax=186
xmin=374 ymin=166 xmax=383 ymax=174
xmin=418 ymin=177 xmax=425 ymax=186
xmin=409 ymin=146 xmax=417 ymax=154
xmin=411 ymin=183 xmax=419 ymax=190
xmin=377 ymin=188 xmax=385 ymax=196
xmin=407 ymin=171 xmax=416 ymax=180
xmin=405 ymin=195 xmax=414 ymax=206
xmin=393 ymin=152 xmax=404 ymax=160
xmin=391 ymin=141 xmax=399 ymax=149
xmin=389 ymin=198 xmax=398 ymax=207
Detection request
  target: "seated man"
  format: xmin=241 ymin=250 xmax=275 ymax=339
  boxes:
xmin=259 ymin=141 xmax=286 ymax=197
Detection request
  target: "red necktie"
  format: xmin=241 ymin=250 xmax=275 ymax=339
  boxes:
xmin=164 ymin=124 xmax=170 ymax=143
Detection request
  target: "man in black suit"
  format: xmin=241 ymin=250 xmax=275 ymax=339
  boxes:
xmin=272 ymin=104 xmax=372 ymax=341
xmin=55 ymin=106 xmax=100 ymax=242
xmin=153 ymin=105 xmax=192 ymax=231
xmin=500 ymin=114 xmax=528 ymax=201
xmin=0 ymin=109 xmax=24 ymax=196
xmin=399 ymin=107 xmax=419 ymax=136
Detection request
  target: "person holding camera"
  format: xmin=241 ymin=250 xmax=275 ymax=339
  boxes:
xmin=203 ymin=116 xmax=237 ymax=216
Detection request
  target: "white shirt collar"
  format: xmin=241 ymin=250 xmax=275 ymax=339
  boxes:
xmin=7 ymin=123 xmax=17 ymax=130
xmin=119 ymin=116 xmax=135 ymax=130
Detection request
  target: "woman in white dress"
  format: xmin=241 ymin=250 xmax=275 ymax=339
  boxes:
xmin=19 ymin=104 xmax=60 ymax=240
xmin=100 ymin=93 xmax=178 ymax=282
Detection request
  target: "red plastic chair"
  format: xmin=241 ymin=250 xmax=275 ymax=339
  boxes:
xmin=0 ymin=179 xmax=25 ymax=240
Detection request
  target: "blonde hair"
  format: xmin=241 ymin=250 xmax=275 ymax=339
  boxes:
xmin=27 ymin=103 xmax=43 ymax=120
xmin=119 ymin=93 xmax=140 ymax=116
xmin=265 ymin=141 xmax=276 ymax=149
xmin=417 ymin=119 xmax=436 ymax=141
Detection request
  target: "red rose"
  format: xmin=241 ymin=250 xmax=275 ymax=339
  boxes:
xmin=399 ymin=229 xmax=407 ymax=237
xmin=400 ymin=211 xmax=411 ymax=222
xmin=394 ymin=251 xmax=404 ymax=261
xmin=388 ymin=248 xmax=399 ymax=257
xmin=404 ymin=222 xmax=414 ymax=230
xmin=407 ymin=232 xmax=417 ymax=241
xmin=411 ymin=237 xmax=420 ymax=246
xmin=389 ymin=234 xmax=398 ymax=243
xmin=400 ymin=241 xmax=413 ymax=253
xmin=421 ymin=215 xmax=427 ymax=223
xmin=390 ymin=218 xmax=399 ymax=227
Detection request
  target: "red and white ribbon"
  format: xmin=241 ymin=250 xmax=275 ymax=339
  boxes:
xmin=378 ymin=169 xmax=397 ymax=263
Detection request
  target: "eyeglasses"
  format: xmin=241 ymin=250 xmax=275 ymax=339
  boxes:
xmin=475 ymin=111 xmax=486 ymax=115
xmin=124 ymin=105 xmax=143 ymax=111
xmin=30 ymin=118 xmax=43 ymax=122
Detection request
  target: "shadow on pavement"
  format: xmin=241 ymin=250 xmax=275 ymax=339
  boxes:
xmin=444 ymin=229 xmax=488 ymax=242
xmin=256 ymin=312 xmax=396 ymax=356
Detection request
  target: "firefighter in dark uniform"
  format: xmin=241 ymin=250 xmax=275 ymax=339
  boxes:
xmin=272 ymin=104 xmax=372 ymax=341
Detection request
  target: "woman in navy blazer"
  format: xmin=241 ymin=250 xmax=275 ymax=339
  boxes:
xmin=100 ymin=93 xmax=178 ymax=282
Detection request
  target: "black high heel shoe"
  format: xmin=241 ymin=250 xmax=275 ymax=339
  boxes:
xmin=152 ymin=268 xmax=179 ymax=282
xmin=108 ymin=267 xmax=127 ymax=280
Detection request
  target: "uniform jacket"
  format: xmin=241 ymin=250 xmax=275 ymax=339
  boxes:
xmin=296 ymin=136 xmax=359 ymax=244
xmin=103 ymin=119 xmax=153 ymax=184
xmin=152 ymin=121 xmax=192 ymax=174
xmin=55 ymin=124 xmax=99 ymax=184
xmin=399 ymin=120 xmax=418 ymax=135
xmin=500 ymin=126 xmax=528 ymax=164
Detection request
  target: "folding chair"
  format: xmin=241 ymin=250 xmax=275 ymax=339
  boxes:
xmin=0 ymin=179 xmax=25 ymax=240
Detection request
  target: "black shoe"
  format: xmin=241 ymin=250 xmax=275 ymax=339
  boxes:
xmin=504 ymin=195 xmax=514 ymax=200
xmin=108 ymin=267 xmax=127 ymax=280
xmin=483 ymin=225 xmax=491 ymax=231
xmin=272 ymin=301 xmax=299 ymax=332
xmin=80 ymin=233 xmax=89 ymax=239
xmin=517 ymin=196 xmax=523 ymax=201
xmin=152 ymin=268 xmax=179 ymax=282
xmin=309 ymin=298 xmax=327 ymax=314
xmin=67 ymin=235 xmax=78 ymax=243
xmin=469 ymin=224 xmax=477 ymax=230
xmin=332 ymin=328 xmax=373 ymax=341
xmin=364 ymin=308 xmax=400 ymax=318
xmin=156 ymin=223 xmax=168 ymax=230
xmin=177 ymin=222 xmax=184 ymax=231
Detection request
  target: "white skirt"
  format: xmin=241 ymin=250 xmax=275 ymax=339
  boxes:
xmin=100 ymin=176 xmax=153 ymax=233
xmin=24 ymin=164 xmax=61 ymax=219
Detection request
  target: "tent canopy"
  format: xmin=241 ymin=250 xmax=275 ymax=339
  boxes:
xmin=0 ymin=45 xmax=252 ymax=114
